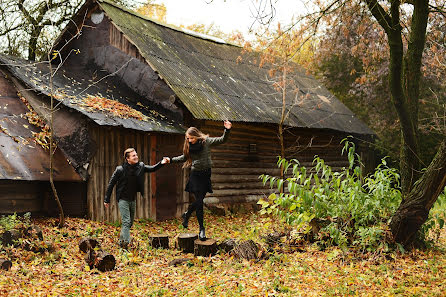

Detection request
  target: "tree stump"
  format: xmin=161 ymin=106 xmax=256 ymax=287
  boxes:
xmin=148 ymin=234 xmax=169 ymax=249
xmin=0 ymin=259 xmax=12 ymax=271
xmin=177 ymin=233 xmax=198 ymax=253
xmin=233 ymin=240 xmax=260 ymax=260
xmin=218 ymin=239 xmax=236 ymax=253
xmin=1 ymin=230 xmax=21 ymax=246
xmin=79 ymin=238 xmax=100 ymax=253
xmin=194 ymin=239 xmax=217 ymax=256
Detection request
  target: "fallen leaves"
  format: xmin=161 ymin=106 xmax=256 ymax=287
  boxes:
xmin=0 ymin=213 xmax=445 ymax=296
xmin=80 ymin=95 xmax=150 ymax=122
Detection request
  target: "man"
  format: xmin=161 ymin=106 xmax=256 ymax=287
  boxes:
xmin=104 ymin=148 xmax=168 ymax=248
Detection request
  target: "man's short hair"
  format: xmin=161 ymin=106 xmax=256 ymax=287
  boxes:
xmin=124 ymin=148 xmax=136 ymax=160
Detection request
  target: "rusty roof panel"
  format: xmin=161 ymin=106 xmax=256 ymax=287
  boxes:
xmin=0 ymin=55 xmax=184 ymax=135
xmin=99 ymin=0 xmax=374 ymax=135
xmin=0 ymin=90 xmax=81 ymax=181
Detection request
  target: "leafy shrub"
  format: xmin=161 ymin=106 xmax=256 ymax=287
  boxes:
xmin=258 ymin=139 xmax=401 ymax=251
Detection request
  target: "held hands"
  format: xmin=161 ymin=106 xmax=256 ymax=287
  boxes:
xmin=162 ymin=157 xmax=170 ymax=164
xmin=224 ymin=120 xmax=232 ymax=129
xmin=104 ymin=202 xmax=109 ymax=208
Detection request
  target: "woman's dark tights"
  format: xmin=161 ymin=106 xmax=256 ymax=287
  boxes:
xmin=186 ymin=191 xmax=206 ymax=229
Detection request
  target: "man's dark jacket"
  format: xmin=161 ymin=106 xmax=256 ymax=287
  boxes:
xmin=104 ymin=161 xmax=163 ymax=203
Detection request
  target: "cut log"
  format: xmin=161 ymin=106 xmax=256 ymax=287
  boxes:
xmin=233 ymin=240 xmax=260 ymax=260
xmin=0 ymin=259 xmax=12 ymax=270
xmin=218 ymin=239 xmax=236 ymax=253
xmin=85 ymin=249 xmax=115 ymax=272
xmin=95 ymin=251 xmax=116 ymax=272
xmin=168 ymin=258 xmax=193 ymax=266
xmin=1 ymin=230 xmax=21 ymax=246
xmin=177 ymin=233 xmax=198 ymax=253
xmin=148 ymin=234 xmax=169 ymax=249
xmin=194 ymin=239 xmax=217 ymax=257
xmin=23 ymin=225 xmax=43 ymax=241
xmin=79 ymin=238 xmax=100 ymax=253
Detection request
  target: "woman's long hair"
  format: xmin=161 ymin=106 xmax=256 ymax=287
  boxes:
xmin=183 ymin=127 xmax=208 ymax=168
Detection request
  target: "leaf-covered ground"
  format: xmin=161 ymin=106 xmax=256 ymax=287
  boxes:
xmin=1 ymin=212 xmax=445 ymax=296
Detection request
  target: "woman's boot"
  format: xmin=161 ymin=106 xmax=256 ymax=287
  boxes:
xmin=182 ymin=211 xmax=190 ymax=228
xmin=199 ymin=228 xmax=206 ymax=241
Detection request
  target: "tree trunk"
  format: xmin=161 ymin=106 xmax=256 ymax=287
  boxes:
xmin=390 ymin=140 xmax=446 ymax=246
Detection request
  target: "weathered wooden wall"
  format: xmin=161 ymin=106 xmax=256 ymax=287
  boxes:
xmin=0 ymin=181 xmax=42 ymax=214
xmin=198 ymin=121 xmax=350 ymax=205
xmin=0 ymin=181 xmax=86 ymax=217
xmin=87 ymin=125 xmax=155 ymax=222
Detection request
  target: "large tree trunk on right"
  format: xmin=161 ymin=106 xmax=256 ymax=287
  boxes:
xmin=390 ymin=140 xmax=446 ymax=246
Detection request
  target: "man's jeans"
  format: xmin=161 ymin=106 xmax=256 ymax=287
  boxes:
xmin=118 ymin=199 xmax=136 ymax=244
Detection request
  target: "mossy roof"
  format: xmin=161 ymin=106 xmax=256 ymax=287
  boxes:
xmin=97 ymin=0 xmax=374 ymax=135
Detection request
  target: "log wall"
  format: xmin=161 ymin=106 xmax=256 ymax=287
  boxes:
xmin=198 ymin=121 xmax=350 ymax=205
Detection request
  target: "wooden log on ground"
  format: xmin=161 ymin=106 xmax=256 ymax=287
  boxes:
xmin=218 ymin=239 xmax=236 ymax=253
xmin=85 ymin=249 xmax=115 ymax=272
xmin=168 ymin=258 xmax=193 ymax=266
xmin=1 ymin=230 xmax=21 ymax=246
xmin=79 ymin=238 xmax=100 ymax=253
xmin=23 ymin=225 xmax=43 ymax=241
xmin=194 ymin=239 xmax=217 ymax=256
xmin=95 ymin=251 xmax=116 ymax=272
xmin=0 ymin=259 xmax=12 ymax=270
xmin=177 ymin=233 xmax=198 ymax=253
xmin=148 ymin=234 xmax=169 ymax=249
xmin=233 ymin=240 xmax=260 ymax=260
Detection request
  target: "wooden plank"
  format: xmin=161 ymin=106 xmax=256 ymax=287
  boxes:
xmin=150 ymin=135 xmax=157 ymax=220
xmin=212 ymin=181 xmax=266 ymax=190
xmin=208 ymin=188 xmax=275 ymax=197
xmin=212 ymin=167 xmax=281 ymax=175
xmin=211 ymin=174 xmax=264 ymax=183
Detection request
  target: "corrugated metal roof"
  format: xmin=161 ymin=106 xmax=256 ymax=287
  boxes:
xmin=0 ymin=85 xmax=81 ymax=181
xmin=98 ymin=0 xmax=374 ymax=135
xmin=0 ymin=55 xmax=184 ymax=134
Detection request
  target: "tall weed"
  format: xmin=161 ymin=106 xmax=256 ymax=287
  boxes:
xmin=258 ymin=139 xmax=401 ymax=251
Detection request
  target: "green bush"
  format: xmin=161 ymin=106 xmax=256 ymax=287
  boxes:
xmin=258 ymin=139 xmax=402 ymax=251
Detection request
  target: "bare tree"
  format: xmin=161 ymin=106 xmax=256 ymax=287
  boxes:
xmin=0 ymin=0 xmax=84 ymax=60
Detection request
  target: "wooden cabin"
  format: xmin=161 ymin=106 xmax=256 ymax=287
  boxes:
xmin=0 ymin=0 xmax=375 ymax=222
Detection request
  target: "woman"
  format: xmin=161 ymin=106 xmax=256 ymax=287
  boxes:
xmin=167 ymin=120 xmax=232 ymax=240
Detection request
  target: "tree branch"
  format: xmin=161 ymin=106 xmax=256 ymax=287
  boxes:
xmin=364 ymin=0 xmax=393 ymax=34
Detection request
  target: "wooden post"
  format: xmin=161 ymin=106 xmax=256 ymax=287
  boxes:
xmin=177 ymin=233 xmax=198 ymax=253
xmin=194 ymin=239 xmax=217 ymax=256
xmin=150 ymin=135 xmax=157 ymax=221
xmin=148 ymin=234 xmax=169 ymax=249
